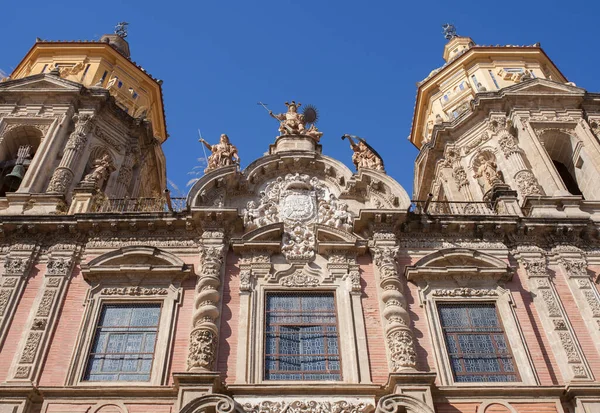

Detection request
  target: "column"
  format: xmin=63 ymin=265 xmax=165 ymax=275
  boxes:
xmin=46 ymin=113 xmax=95 ymax=194
xmin=187 ymin=231 xmax=226 ymax=371
xmin=370 ymin=233 xmax=417 ymax=371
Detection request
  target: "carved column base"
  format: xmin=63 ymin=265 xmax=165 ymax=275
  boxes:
xmin=187 ymin=326 xmax=218 ymax=372
xmin=386 ymin=328 xmax=417 ymax=372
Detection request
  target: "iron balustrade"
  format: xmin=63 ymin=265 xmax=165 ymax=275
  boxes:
xmin=92 ymin=197 xmax=188 ymax=213
xmin=411 ymin=200 xmax=498 ymax=216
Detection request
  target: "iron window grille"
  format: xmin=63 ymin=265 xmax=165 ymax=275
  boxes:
xmin=438 ymin=302 xmax=519 ymax=383
xmin=264 ymin=292 xmax=341 ymax=381
xmin=84 ymin=303 xmax=161 ymax=382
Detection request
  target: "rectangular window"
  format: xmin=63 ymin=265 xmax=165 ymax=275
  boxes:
xmin=264 ymin=293 xmax=341 ymax=381
xmin=438 ymin=303 xmax=518 ymax=383
xmin=84 ymin=303 xmax=161 ymax=382
xmin=488 ymin=70 xmax=500 ymax=89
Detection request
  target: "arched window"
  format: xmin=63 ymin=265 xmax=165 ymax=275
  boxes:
xmin=0 ymin=126 xmax=43 ymax=196
xmin=539 ymin=130 xmax=598 ymax=199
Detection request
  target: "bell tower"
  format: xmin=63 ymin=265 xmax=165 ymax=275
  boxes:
xmin=410 ymin=25 xmax=600 ymax=219
xmin=0 ymin=23 xmax=168 ymax=215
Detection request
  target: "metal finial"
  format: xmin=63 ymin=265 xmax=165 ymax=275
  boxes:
xmin=442 ymin=23 xmax=457 ymax=41
xmin=115 ymin=22 xmax=129 ymax=39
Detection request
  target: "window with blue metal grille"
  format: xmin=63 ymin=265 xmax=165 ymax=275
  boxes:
xmin=438 ymin=303 xmax=519 ymax=383
xmin=265 ymin=293 xmax=341 ymax=381
xmin=84 ymin=303 xmax=161 ymax=382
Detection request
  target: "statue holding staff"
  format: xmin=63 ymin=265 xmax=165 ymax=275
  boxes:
xmin=199 ymin=134 xmax=240 ymax=172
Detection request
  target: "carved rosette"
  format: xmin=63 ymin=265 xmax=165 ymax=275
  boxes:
xmin=46 ymin=113 xmax=95 ymax=194
xmin=371 ymin=241 xmax=416 ymax=371
xmin=188 ymin=241 xmax=225 ymax=371
xmin=13 ymin=254 xmax=76 ymax=380
xmin=520 ymin=256 xmax=590 ymax=379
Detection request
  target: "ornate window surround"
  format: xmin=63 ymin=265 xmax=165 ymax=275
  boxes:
xmin=405 ymin=248 xmax=538 ymax=386
xmin=235 ymin=252 xmax=369 ymax=385
xmin=66 ymin=246 xmax=191 ymax=386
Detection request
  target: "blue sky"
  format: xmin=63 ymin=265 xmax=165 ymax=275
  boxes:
xmin=2 ymin=0 xmax=599 ymax=198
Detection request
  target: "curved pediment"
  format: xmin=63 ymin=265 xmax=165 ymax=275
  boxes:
xmin=406 ymin=248 xmax=513 ymax=284
xmin=84 ymin=246 xmax=188 ymax=271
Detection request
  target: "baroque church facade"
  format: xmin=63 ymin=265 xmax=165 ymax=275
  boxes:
xmin=0 ymin=24 xmax=600 ymax=413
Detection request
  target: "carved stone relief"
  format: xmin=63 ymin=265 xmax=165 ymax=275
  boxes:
xmin=242 ymin=400 xmax=374 ymax=413
xmin=188 ymin=241 xmax=225 ymax=371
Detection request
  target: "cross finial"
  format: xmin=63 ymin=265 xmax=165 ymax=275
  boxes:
xmin=115 ymin=22 xmax=129 ymax=39
xmin=442 ymin=23 xmax=457 ymax=41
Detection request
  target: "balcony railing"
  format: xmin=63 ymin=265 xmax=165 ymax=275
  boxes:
xmin=91 ymin=197 xmax=188 ymax=213
xmin=411 ymin=200 xmax=497 ymax=216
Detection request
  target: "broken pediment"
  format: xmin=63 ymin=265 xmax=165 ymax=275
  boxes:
xmin=501 ymin=78 xmax=585 ymax=96
xmin=0 ymin=74 xmax=83 ymax=93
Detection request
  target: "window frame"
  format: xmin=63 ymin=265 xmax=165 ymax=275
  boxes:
xmin=67 ymin=287 xmax=181 ymax=387
xmin=83 ymin=302 xmax=163 ymax=383
xmin=437 ymin=301 xmax=520 ymax=383
xmin=262 ymin=291 xmax=343 ymax=381
xmin=425 ymin=289 xmax=537 ymax=386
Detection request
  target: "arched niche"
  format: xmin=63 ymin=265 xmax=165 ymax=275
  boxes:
xmin=0 ymin=125 xmax=43 ymax=195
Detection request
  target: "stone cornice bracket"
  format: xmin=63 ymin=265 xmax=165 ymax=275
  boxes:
xmin=369 ymin=232 xmax=417 ymax=372
xmin=375 ymin=393 xmax=435 ymax=413
xmin=46 ymin=112 xmax=96 ymax=195
xmin=11 ymin=247 xmax=79 ymax=382
xmin=188 ymin=231 xmax=226 ymax=372
xmin=238 ymin=250 xmax=272 ymax=292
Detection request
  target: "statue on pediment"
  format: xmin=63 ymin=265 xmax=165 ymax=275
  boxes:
xmin=342 ymin=134 xmax=384 ymax=171
xmin=200 ymin=134 xmax=240 ymax=172
xmin=269 ymin=101 xmax=306 ymax=135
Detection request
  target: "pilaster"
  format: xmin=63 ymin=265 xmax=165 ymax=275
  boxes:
xmin=516 ymin=251 xmax=592 ymax=382
xmin=9 ymin=247 xmax=79 ymax=383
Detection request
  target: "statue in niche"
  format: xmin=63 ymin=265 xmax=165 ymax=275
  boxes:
xmin=269 ymin=101 xmax=306 ymax=135
xmin=473 ymin=153 xmax=504 ymax=194
xmin=342 ymin=134 xmax=384 ymax=171
xmin=199 ymin=134 xmax=240 ymax=172
xmin=81 ymin=154 xmax=115 ymax=188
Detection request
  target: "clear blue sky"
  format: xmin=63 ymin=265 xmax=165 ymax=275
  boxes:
xmin=2 ymin=0 xmax=598 ymax=198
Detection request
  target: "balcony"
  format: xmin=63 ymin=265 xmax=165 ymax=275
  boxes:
xmin=91 ymin=196 xmax=188 ymax=213
xmin=411 ymin=200 xmax=497 ymax=216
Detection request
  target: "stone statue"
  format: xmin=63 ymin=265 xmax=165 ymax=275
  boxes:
xmin=317 ymin=195 xmax=353 ymax=231
xmin=342 ymin=134 xmax=384 ymax=171
xmin=82 ymin=154 xmax=114 ymax=188
xmin=269 ymin=101 xmax=306 ymax=135
xmin=199 ymin=134 xmax=240 ymax=172
xmin=473 ymin=153 xmax=504 ymax=194
xmin=305 ymin=124 xmax=323 ymax=141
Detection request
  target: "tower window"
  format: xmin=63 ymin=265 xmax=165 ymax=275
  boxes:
xmin=438 ymin=303 xmax=518 ymax=383
xmin=488 ymin=70 xmax=500 ymax=89
xmin=84 ymin=303 xmax=161 ymax=382
xmin=553 ymin=160 xmax=583 ymax=197
xmin=264 ymin=292 xmax=341 ymax=381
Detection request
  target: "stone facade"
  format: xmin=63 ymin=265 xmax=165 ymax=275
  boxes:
xmin=0 ymin=28 xmax=600 ymax=413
